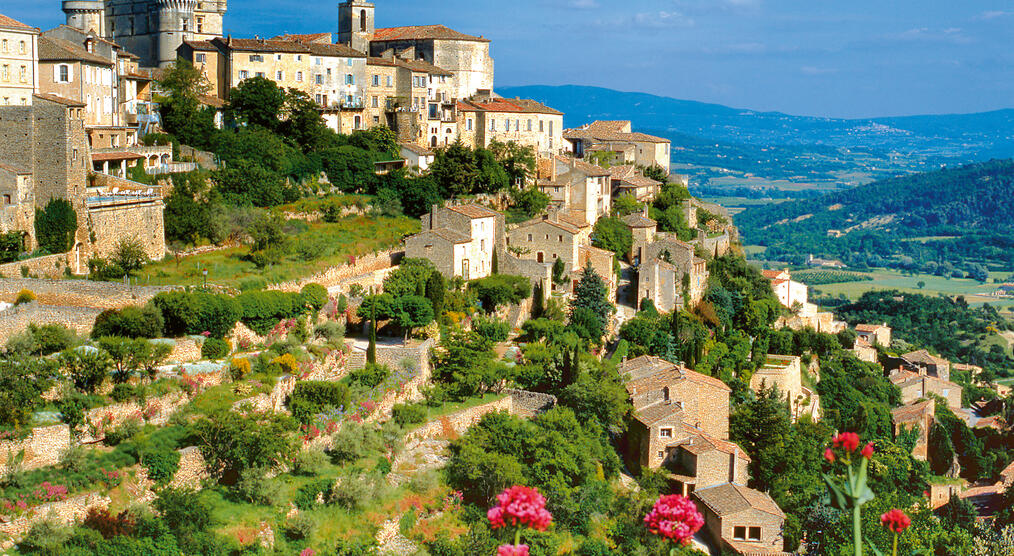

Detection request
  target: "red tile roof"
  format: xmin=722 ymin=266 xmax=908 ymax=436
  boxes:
xmin=0 ymin=14 xmax=37 ymax=31
xmin=677 ymin=431 xmax=752 ymax=462
xmin=33 ymin=93 xmax=86 ymax=107
xmin=447 ymin=203 xmax=499 ymax=219
xmin=38 ymin=36 xmax=112 ymax=66
xmin=621 ymin=213 xmax=657 ymax=228
xmin=856 ymin=324 xmax=887 ymax=333
xmin=92 ymin=151 xmax=145 ymax=162
xmin=693 ymin=483 xmax=785 ymax=518
xmin=457 ymin=98 xmax=562 ymax=116
xmin=183 ymin=39 xmax=217 ymax=52
xmin=367 ymin=56 xmax=451 ymax=75
xmin=372 ymin=25 xmax=489 ymax=43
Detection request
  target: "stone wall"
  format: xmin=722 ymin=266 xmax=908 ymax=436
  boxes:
xmin=404 ymin=396 xmax=513 ymax=443
xmin=166 ymin=338 xmax=202 ymax=363
xmin=0 ymin=492 xmax=110 ymax=548
xmin=169 ymin=446 xmax=211 ymax=489
xmin=0 ymin=278 xmax=172 ymax=309
xmin=0 ymin=425 xmax=71 ymax=478
xmin=0 ymin=253 xmax=74 ymax=280
xmin=81 ymin=391 xmax=190 ymax=442
xmin=233 ymin=375 xmax=298 ymax=414
xmin=0 ymin=302 xmax=103 ymax=345
xmin=504 ymin=389 xmax=557 ymax=418
xmin=268 ymin=249 xmax=404 ymax=293
xmin=86 ymin=197 xmax=167 ymax=261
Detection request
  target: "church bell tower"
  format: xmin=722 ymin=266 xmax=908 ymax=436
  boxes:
xmin=337 ymin=1 xmax=374 ymax=54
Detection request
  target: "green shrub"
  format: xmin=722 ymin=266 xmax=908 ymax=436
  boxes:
xmin=472 ymin=316 xmax=511 ymax=342
xmin=110 ymin=384 xmax=135 ymax=403
xmin=14 ymin=288 xmax=35 ymax=305
xmin=201 ymin=338 xmax=231 ymax=360
xmin=150 ymin=291 xmax=240 ymax=338
xmin=284 ymin=513 xmax=317 ymax=541
xmin=314 ymin=321 xmax=344 ymax=342
xmin=331 ymin=472 xmax=381 ymax=511
xmin=34 ymin=198 xmax=77 ymax=254
xmin=288 ymin=381 xmax=350 ymax=424
xmin=293 ymin=479 xmax=333 ymax=510
xmin=92 ymin=305 xmax=164 ymax=339
xmin=235 ymin=290 xmax=309 ymax=335
xmin=391 ymin=403 xmax=427 ymax=427
xmin=153 ymin=488 xmax=212 ymax=534
xmin=18 ymin=518 xmax=72 ymax=555
xmin=300 ymin=283 xmax=328 ymax=311
xmin=7 ymin=323 xmax=77 ymax=356
xmin=141 ymin=450 xmax=181 ymax=485
xmin=346 ymin=363 xmax=390 ymax=390
xmin=235 ymin=467 xmax=285 ymax=506
xmin=104 ymin=418 xmax=142 ymax=446
xmin=0 ymin=231 xmax=24 ymax=264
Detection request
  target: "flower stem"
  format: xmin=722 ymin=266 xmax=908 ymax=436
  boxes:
xmin=514 ymin=528 xmax=521 ymax=548
xmin=892 ymin=532 xmax=898 ymax=556
xmin=853 ymin=505 xmax=862 ymax=556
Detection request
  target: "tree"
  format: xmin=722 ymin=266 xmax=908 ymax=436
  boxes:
xmin=510 ymin=187 xmax=550 ymax=219
xmin=157 ymin=60 xmax=215 ymax=147
xmin=489 ymin=140 xmax=536 ymax=187
xmin=278 ymin=88 xmax=328 ymax=151
xmin=60 ymin=348 xmax=113 ymax=393
xmin=226 ymin=76 xmax=286 ymax=129
xmin=97 ymin=337 xmax=145 ymax=383
xmin=642 ymin=165 xmax=668 ymax=182
xmin=552 ymin=257 xmax=567 ymax=286
xmin=468 ymin=274 xmax=532 ymax=313
xmin=393 ymin=295 xmax=434 ymax=339
xmin=570 ymin=263 xmax=612 ymax=342
xmin=432 ymin=328 xmax=503 ymax=398
xmin=0 ymin=356 xmax=55 ymax=428
xmin=110 ymin=239 xmax=149 ymax=277
xmin=425 ymin=271 xmax=446 ymax=318
xmin=592 ymin=216 xmax=632 ymax=258
xmin=612 ymin=195 xmax=643 ymax=217
xmin=939 ymin=493 xmax=978 ymax=533
xmin=383 ymin=259 xmax=436 ymax=298
xmin=245 ymin=212 xmax=286 ymax=252
xmin=34 ymin=198 xmax=77 ymax=254
xmin=214 ymin=161 xmax=294 ymax=207
xmin=164 ymin=171 xmax=220 ymax=246
xmin=192 ymin=410 xmax=296 ymax=476
xmin=0 ymin=231 xmax=24 ymax=263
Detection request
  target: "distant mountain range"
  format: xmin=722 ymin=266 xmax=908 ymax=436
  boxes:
xmin=498 ymin=85 xmax=1014 ymax=189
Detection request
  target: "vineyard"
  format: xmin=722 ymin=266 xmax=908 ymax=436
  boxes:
xmin=792 ymin=270 xmax=873 ymax=285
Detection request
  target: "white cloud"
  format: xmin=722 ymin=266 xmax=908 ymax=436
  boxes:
xmin=568 ymin=0 xmax=600 ymax=8
xmin=978 ymin=10 xmax=1011 ymax=20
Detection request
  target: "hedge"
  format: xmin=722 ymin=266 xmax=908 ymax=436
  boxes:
xmin=236 ymin=290 xmax=309 ymax=335
xmin=288 ymin=381 xmax=351 ymax=424
xmin=149 ymin=292 xmax=240 ymax=339
xmin=92 ymin=305 xmax=165 ymax=339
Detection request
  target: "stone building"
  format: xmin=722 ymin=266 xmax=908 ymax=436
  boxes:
xmin=364 ymin=55 xmax=456 ymax=146
xmin=891 ymin=398 xmax=935 ymax=461
xmin=0 ymin=14 xmax=39 ymax=107
xmin=609 ymin=164 xmax=662 ymax=203
xmin=399 ymin=142 xmax=434 ymax=171
xmin=456 ymin=94 xmax=564 ymax=156
xmin=337 ymin=1 xmax=493 ymax=101
xmin=637 ymin=237 xmax=709 ymax=312
xmin=852 ymin=335 xmax=878 ymax=363
xmin=692 ymin=483 xmax=788 ymax=555
xmin=536 ymin=156 xmax=611 ymax=228
xmin=763 ymin=269 xmax=808 ymax=310
xmin=564 ymin=120 xmax=671 ymax=174
xmin=667 ymin=431 xmax=750 ymax=496
xmin=618 ymin=355 xmax=731 ymax=471
xmin=0 ymin=162 xmax=37 ymax=247
xmin=507 ymin=215 xmax=582 ymax=272
xmin=890 ymin=370 xmax=962 ymax=410
xmin=856 ymin=323 xmax=891 ymax=347
xmin=901 ymin=349 xmax=950 ymax=381
xmin=622 ymin=209 xmax=657 ymax=265
xmin=62 ymin=0 xmax=227 ymax=69
xmin=404 ymin=203 xmax=502 ymax=281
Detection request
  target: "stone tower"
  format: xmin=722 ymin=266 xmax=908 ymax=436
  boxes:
xmin=62 ymin=1 xmax=106 ymax=35
xmin=337 ymin=0 xmax=374 ymax=54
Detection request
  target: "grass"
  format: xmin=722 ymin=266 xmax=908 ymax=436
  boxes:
xmin=809 ymin=268 xmax=1014 ymax=309
xmin=139 ymin=215 xmax=419 ymax=289
xmin=401 ymin=393 xmax=507 ymax=433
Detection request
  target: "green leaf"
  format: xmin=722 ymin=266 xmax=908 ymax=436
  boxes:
xmin=821 ymin=473 xmax=848 ymax=510
xmin=864 ymin=536 xmax=885 ymax=556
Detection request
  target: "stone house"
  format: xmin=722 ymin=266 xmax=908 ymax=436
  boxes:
xmin=38 ymin=33 xmax=118 ymax=128
xmin=890 ymin=370 xmax=962 ymax=409
xmin=667 ymin=431 xmax=750 ymax=497
xmin=750 ymin=355 xmax=815 ymax=422
xmin=0 ymin=14 xmax=39 ymax=108
xmin=853 ymin=336 xmax=878 ymax=363
xmin=535 ymin=156 xmax=611 ymax=228
xmin=578 ymin=244 xmax=617 ymax=301
xmin=763 ymin=269 xmax=808 ymax=310
xmin=891 ymin=398 xmax=935 ymax=461
xmin=365 ymin=55 xmax=457 ymax=148
xmin=0 ymin=161 xmax=36 ymax=247
xmin=856 ymin=323 xmax=892 ymax=348
xmin=609 ymin=164 xmax=662 ymax=203
xmin=637 ymin=237 xmax=709 ymax=312
xmin=901 ymin=349 xmax=951 ymax=381
xmin=507 ymin=215 xmax=581 ymax=274
xmin=618 ymin=355 xmax=731 ymax=471
xmin=692 ymin=483 xmax=788 ymax=555
xmin=622 ymin=209 xmax=657 ymax=265
xmin=563 ymin=120 xmax=671 ymax=174
xmin=456 ymin=95 xmax=564 ymax=157
xmin=405 ymin=203 xmax=502 ymax=281
xmin=399 ymin=142 xmax=434 ymax=171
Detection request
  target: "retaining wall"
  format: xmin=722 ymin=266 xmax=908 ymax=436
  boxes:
xmin=0 ymin=492 xmax=110 ymax=548
xmin=0 ymin=253 xmax=73 ymax=280
xmin=0 ymin=303 xmax=103 ymax=345
xmin=0 ymin=425 xmax=71 ymax=478
xmin=267 ymin=249 xmax=404 ymax=293
xmin=0 ymin=278 xmax=172 ymax=309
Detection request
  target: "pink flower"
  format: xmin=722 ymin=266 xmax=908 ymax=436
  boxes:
xmin=201 ymin=331 xmax=211 ymax=337
xmin=881 ymin=509 xmax=911 ymax=533
xmin=643 ymin=494 xmax=704 ymax=545
xmin=861 ymin=442 xmax=874 ymax=460
xmin=824 ymin=448 xmax=835 ymax=463
xmin=299 ymin=549 xmax=316 ymax=556
xmin=832 ymin=432 xmax=860 ymax=452
xmin=487 ymin=486 xmax=553 ymax=532
xmin=497 ymin=545 xmax=529 ymax=556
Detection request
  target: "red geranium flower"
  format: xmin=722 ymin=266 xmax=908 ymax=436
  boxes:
xmin=824 ymin=448 xmax=836 ymax=463
xmin=861 ymin=442 xmax=875 ymax=459
xmin=497 ymin=545 xmax=530 ymax=556
xmin=643 ymin=494 xmax=705 ymax=545
xmin=487 ymin=486 xmax=553 ymax=532
xmin=832 ymin=432 xmax=860 ymax=452
xmin=881 ymin=509 xmax=911 ymax=533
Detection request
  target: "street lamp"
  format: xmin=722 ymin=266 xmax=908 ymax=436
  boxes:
xmin=202 ymin=268 xmax=208 ymax=289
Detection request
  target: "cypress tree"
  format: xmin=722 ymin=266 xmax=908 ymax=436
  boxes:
xmin=367 ymin=288 xmax=377 ymax=364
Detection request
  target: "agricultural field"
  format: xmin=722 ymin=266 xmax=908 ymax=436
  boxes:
xmin=808 ymin=268 xmax=1014 ymax=309
xmin=791 ymin=269 xmax=873 ymax=286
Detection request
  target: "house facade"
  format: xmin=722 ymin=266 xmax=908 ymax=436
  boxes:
xmin=0 ymin=14 xmax=39 ymax=107
xmin=564 ymin=120 xmax=671 ymax=173
xmin=637 ymin=237 xmax=709 ymax=312
xmin=856 ymin=323 xmax=892 ymax=347
xmin=405 ymin=203 xmax=502 ymax=281
xmin=693 ymin=483 xmax=788 ymax=555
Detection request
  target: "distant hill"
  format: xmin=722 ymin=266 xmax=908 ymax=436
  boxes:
xmin=498 ymin=85 xmax=1014 ymax=190
xmin=735 ymin=159 xmax=1014 ymax=271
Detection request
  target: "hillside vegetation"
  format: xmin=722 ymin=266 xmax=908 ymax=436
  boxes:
xmin=736 ymin=159 xmax=1014 ymax=272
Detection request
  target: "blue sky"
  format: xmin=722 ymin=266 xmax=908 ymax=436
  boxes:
xmin=10 ymin=0 xmax=1014 ymax=118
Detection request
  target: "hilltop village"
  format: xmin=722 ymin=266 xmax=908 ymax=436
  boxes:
xmin=0 ymin=2 xmax=1011 ymax=556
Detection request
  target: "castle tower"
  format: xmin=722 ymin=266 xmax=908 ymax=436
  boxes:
xmin=337 ymin=0 xmax=374 ymax=54
xmin=154 ymin=0 xmax=198 ymax=67
xmin=62 ymin=1 xmax=106 ymax=35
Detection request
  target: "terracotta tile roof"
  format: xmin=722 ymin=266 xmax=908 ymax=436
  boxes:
xmin=903 ymin=349 xmax=949 ymax=367
xmin=622 ymin=213 xmax=657 ymax=228
xmin=889 ymin=369 xmax=920 ymax=386
xmin=564 ymin=122 xmax=669 ymax=144
xmin=556 ymin=155 xmax=609 ymax=176
xmin=38 ymin=36 xmax=112 ymax=66
xmin=891 ymin=399 xmax=934 ymax=423
xmin=305 ymin=42 xmax=366 ymax=58
xmin=0 ymin=162 xmax=30 ymax=174
xmin=557 ymin=210 xmax=590 ymax=229
xmin=582 ymin=120 xmax=631 ymax=134
xmin=183 ymin=39 xmax=217 ymax=51
xmin=198 ymin=94 xmax=226 ymax=108
xmin=269 ymin=32 xmax=332 ymax=44
xmin=676 ymin=431 xmax=752 ymax=462
xmin=446 ymin=203 xmax=498 ymax=219
xmin=514 ymin=217 xmax=581 ymax=235
xmin=856 ymin=324 xmax=887 ymax=333
xmin=91 ymin=151 xmax=144 ymax=162
xmin=414 ymin=227 xmax=470 ymax=244
xmin=367 ymin=56 xmax=450 ymax=74
xmin=693 ymin=483 xmax=785 ymax=518
xmin=33 ymin=93 xmax=86 ymax=107
xmin=1000 ymin=460 xmax=1014 ymax=481
xmin=619 ymin=355 xmax=731 ymax=395
xmin=686 ymin=369 xmax=732 ymax=392
xmin=372 ymin=25 xmax=489 ymax=43
xmin=762 ymin=269 xmax=786 ymax=279
xmin=457 ymin=98 xmax=562 ymax=116
xmin=634 ymin=403 xmax=682 ymax=427
xmin=609 ymin=165 xmax=660 ymax=188
xmin=399 ymin=142 xmax=434 ymax=156
xmin=219 ymin=37 xmax=310 ymax=53
xmin=0 ymin=14 xmax=36 ymax=31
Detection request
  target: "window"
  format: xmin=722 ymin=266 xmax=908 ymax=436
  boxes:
xmin=733 ymin=527 xmax=747 ymax=541
xmin=748 ymin=527 xmax=761 ymax=541
xmin=238 ymin=70 xmax=249 ymax=80
xmin=527 ymin=234 xmax=532 ymax=242
xmin=315 ymin=74 xmax=323 ymax=84
xmin=345 ymin=74 xmax=354 ymax=85
xmin=372 ymin=74 xmax=380 ymax=86
xmin=295 ymin=71 xmax=303 ymax=82
xmin=181 ymin=19 xmax=188 ymax=32
xmin=386 ymin=75 xmax=392 ymax=87
xmin=19 ymin=41 xmax=26 ymax=55
xmin=276 ymin=54 xmax=283 ymax=61
xmin=195 ymin=53 xmax=206 ymax=63
xmin=276 ymin=70 xmax=284 ymax=80
xmin=196 ymin=16 xmax=204 ymax=33
xmin=504 ymin=120 xmax=509 ymax=132
xmin=315 ymin=57 xmax=322 ymax=66
xmin=1 ymin=40 xmax=6 ymax=53
xmin=354 ymin=115 xmax=361 ymax=129
xmin=480 ymin=239 xmax=485 ymax=250
xmin=527 ymin=119 xmax=532 ymax=131
xmin=249 ymin=54 xmax=263 ymax=62
xmin=58 ymin=64 xmax=71 ymax=83
xmin=0 ymin=65 xmax=7 ymax=82
xmin=657 ymin=451 xmax=664 ymax=459
xmin=2 ymin=195 xmax=10 ymax=205
xmin=549 ymin=121 xmax=554 ymax=134
xmin=515 ymin=119 xmax=520 ymax=131
xmin=489 ymin=118 xmax=496 ymax=131
xmin=371 ymin=95 xmax=378 ymax=108
xmin=255 ymin=72 xmax=265 ymax=78
xmin=467 ymin=118 xmax=473 ymax=131
xmin=296 ymin=55 xmax=302 ymax=61
xmin=659 ymin=428 xmax=673 ymax=438
xmin=539 ymin=120 xmax=544 ymax=133
xmin=326 ymin=68 xmax=332 ymax=77
xmin=558 ymin=235 xmax=563 ymax=242
xmin=315 ymin=94 xmax=322 ymax=104
xmin=347 ymin=58 xmax=353 ymax=66
xmin=373 ymin=115 xmax=379 ymax=124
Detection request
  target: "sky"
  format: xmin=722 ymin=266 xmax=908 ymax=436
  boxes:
xmin=8 ymin=0 xmax=1014 ymax=118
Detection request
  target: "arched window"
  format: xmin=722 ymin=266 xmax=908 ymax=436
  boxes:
xmin=59 ymin=64 xmax=70 ymax=83
xmin=663 ymin=387 xmax=670 ymax=402
xmin=360 ymin=10 xmax=367 ymax=32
